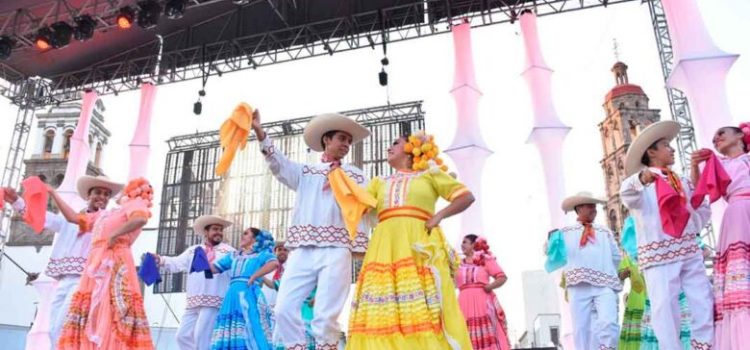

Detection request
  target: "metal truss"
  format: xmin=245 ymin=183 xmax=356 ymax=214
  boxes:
xmin=0 ymin=0 xmax=636 ymax=106
xmin=167 ymin=100 xmax=425 ymax=151
xmin=0 ymin=79 xmax=44 ymax=268
xmin=646 ymin=0 xmax=714 ymax=252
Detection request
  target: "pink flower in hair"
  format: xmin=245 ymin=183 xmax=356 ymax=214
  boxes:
xmin=740 ymin=122 xmax=750 ymax=148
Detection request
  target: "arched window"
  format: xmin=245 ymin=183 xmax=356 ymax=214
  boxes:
xmin=62 ymin=129 xmax=74 ymax=159
xmin=54 ymin=174 xmax=65 ymax=187
xmin=43 ymin=129 xmax=55 ymax=158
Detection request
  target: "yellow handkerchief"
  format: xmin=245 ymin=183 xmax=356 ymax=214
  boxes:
xmin=216 ymin=103 xmax=253 ymax=176
xmin=328 ymin=167 xmax=376 ymax=240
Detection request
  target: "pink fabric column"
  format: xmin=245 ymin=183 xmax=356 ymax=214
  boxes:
xmin=661 ymin=0 xmax=738 ymax=231
xmin=445 ymin=22 xmax=493 ymax=242
xmin=520 ymin=11 xmax=574 ymax=350
xmin=24 ymin=91 xmax=97 ymax=349
xmin=57 ymin=90 xmax=97 ymax=209
xmin=24 ymin=279 xmax=55 ymax=350
xmin=128 ymin=83 xmax=158 ymax=180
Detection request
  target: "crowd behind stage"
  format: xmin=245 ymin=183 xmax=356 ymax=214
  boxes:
xmin=3 ymin=107 xmax=749 ymax=350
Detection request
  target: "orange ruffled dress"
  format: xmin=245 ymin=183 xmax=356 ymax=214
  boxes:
xmin=346 ymin=170 xmax=472 ymax=350
xmin=58 ymin=198 xmax=153 ymax=350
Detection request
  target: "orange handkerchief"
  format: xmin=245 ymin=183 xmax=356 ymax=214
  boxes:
xmin=328 ymin=168 xmax=376 ymax=240
xmin=21 ymin=176 xmax=48 ymax=234
xmin=216 ymin=103 xmax=254 ymax=176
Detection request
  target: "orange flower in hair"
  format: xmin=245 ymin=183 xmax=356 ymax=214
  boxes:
xmin=404 ymin=131 xmax=449 ymax=172
xmin=119 ymin=178 xmax=154 ymax=215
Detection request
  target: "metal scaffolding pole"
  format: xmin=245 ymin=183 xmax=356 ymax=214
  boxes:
xmin=646 ymin=0 xmax=715 ymax=254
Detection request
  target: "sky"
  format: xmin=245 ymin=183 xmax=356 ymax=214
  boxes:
xmin=1 ymin=0 xmax=749 ymax=339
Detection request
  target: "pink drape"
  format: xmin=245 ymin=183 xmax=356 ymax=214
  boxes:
xmin=57 ymin=90 xmax=97 ymax=209
xmin=520 ymin=11 xmax=574 ymax=350
xmin=128 ymin=83 xmax=158 ymax=180
xmin=445 ymin=22 xmax=493 ymax=242
xmin=25 ymin=279 xmax=55 ymax=350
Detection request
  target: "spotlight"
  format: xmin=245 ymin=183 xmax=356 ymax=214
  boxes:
xmin=73 ymin=15 xmax=96 ymax=41
xmin=50 ymin=21 xmax=73 ymax=48
xmin=164 ymin=0 xmax=187 ymax=19
xmin=193 ymin=101 xmax=202 ymax=115
xmin=35 ymin=27 xmax=53 ymax=50
xmin=0 ymin=36 xmax=13 ymax=60
xmin=116 ymin=7 xmax=136 ymax=29
xmin=137 ymin=0 xmax=162 ymax=29
xmin=379 ymin=68 xmax=388 ymax=86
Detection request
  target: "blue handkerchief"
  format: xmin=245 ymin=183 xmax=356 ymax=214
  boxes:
xmin=191 ymin=246 xmax=213 ymax=279
xmin=621 ymin=216 xmax=638 ymax=260
xmin=139 ymin=253 xmax=162 ymax=286
xmin=544 ymin=230 xmax=568 ymax=272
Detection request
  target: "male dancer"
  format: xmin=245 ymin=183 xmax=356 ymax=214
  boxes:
xmin=3 ymin=175 xmax=122 ymax=348
xmin=620 ymin=120 xmax=713 ymax=350
xmin=251 ymin=109 xmax=370 ymax=350
xmin=150 ymin=214 xmax=235 ymax=350
xmin=548 ymin=191 xmax=622 ymax=350
xmin=261 ymin=241 xmax=289 ymax=309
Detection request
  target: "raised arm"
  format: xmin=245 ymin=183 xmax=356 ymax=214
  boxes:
xmin=47 ymin=187 xmax=82 ymax=225
xmin=4 ymin=188 xmax=68 ymax=232
xmin=251 ymin=109 xmax=303 ymax=190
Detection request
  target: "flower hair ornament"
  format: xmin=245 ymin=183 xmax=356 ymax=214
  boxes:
xmin=117 ymin=178 xmax=154 ymax=216
xmin=739 ymin=122 xmax=750 ymax=150
xmin=403 ymin=130 xmax=449 ymax=173
xmin=471 ymin=236 xmax=495 ymax=266
xmin=252 ymin=229 xmax=276 ymax=254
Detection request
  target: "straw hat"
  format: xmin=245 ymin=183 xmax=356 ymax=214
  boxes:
xmin=561 ymin=191 xmax=607 ymax=213
xmin=303 ymin=113 xmax=370 ymax=152
xmin=76 ymin=175 xmax=124 ymax=200
xmin=624 ymin=120 xmax=680 ymax=177
xmin=193 ymin=215 xmax=233 ymax=236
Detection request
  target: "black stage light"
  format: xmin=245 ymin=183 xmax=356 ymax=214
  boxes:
xmin=35 ymin=27 xmax=53 ymax=50
xmin=50 ymin=21 xmax=73 ymax=48
xmin=117 ymin=7 xmax=136 ymax=29
xmin=0 ymin=36 xmax=13 ymax=60
xmin=379 ymin=68 xmax=388 ymax=86
xmin=137 ymin=0 xmax=162 ymax=29
xmin=164 ymin=0 xmax=187 ymax=19
xmin=194 ymin=101 xmax=202 ymax=115
xmin=73 ymin=15 xmax=96 ymax=41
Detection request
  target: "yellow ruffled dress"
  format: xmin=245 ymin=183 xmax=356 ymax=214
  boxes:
xmin=346 ymin=169 xmax=472 ymax=350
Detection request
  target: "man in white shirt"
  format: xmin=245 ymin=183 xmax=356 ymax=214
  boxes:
xmin=150 ymin=214 xmax=235 ymax=350
xmin=549 ymin=191 xmax=622 ymax=350
xmin=3 ymin=175 xmax=123 ymax=349
xmin=251 ymin=110 xmax=370 ymax=350
xmin=261 ymin=241 xmax=289 ymax=308
xmin=620 ymin=120 xmax=713 ymax=350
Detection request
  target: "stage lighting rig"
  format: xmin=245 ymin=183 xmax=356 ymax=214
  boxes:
xmin=137 ymin=0 xmax=163 ymax=29
xmin=233 ymin=0 xmax=251 ymax=4
xmin=0 ymin=36 xmax=13 ymax=60
xmin=117 ymin=7 xmax=136 ymax=29
xmin=35 ymin=27 xmax=53 ymax=50
xmin=50 ymin=21 xmax=73 ymax=48
xmin=73 ymin=15 xmax=96 ymax=41
xmin=164 ymin=0 xmax=188 ymax=19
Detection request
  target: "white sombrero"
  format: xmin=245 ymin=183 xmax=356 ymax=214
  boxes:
xmin=624 ymin=120 xmax=680 ymax=177
xmin=193 ymin=215 xmax=233 ymax=236
xmin=561 ymin=191 xmax=607 ymax=213
xmin=303 ymin=113 xmax=370 ymax=152
xmin=76 ymin=175 xmax=124 ymax=200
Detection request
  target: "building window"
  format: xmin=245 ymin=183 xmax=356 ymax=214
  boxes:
xmin=62 ymin=129 xmax=74 ymax=159
xmin=43 ymin=129 xmax=55 ymax=158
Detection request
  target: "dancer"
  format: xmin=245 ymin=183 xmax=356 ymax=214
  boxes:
xmin=456 ymin=234 xmax=511 ymax=350
xmin=251 ymin=110 xmax=371 ymax=350
xmin=210 ymin=227 xmax=279 ymax=350
xmin=692 ymin=123 xmax=750 ymax=350
xmin=346 ymin=131 xmax=475 ymax=350
xmin=260 ymin=242 xmax=288 ymax=312
xmin=620 ymin=120 xmax=713 ymax=350
xmin=55 ymin=178 xmax=155 ymax=349
xmin=2 ymin=175 xmax=122 ymax=348
xmin=547 ymin=191 xmax=621 ymax=350
xmin=149 ymin=215 xmax=235 ymax=350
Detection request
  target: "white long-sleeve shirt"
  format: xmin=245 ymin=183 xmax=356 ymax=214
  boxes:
xmin=13 ymin=198 xmax=92 ymax=279
xmin=260 ymin=136 xmax=369 ymax=253
xmin=160 ymin=243 xmax=235 ymax=309
xmin=559 ymin=223 xmax=622 ymax=292
xmin=620 ymin=167 xmax=711 ymax=269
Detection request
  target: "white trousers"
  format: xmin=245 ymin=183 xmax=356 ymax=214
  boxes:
xmin=567 ymin=284 xmax=619 ymax=350
xmin=273 ymin=247 xmax=351 ymax=350
xmin=49 ymin=275 xmax=80 ymax=350
xmin=642 ymin=255 xmax=714 ymax=350
xmin=176 ymin=306 xmax=219 ymax=350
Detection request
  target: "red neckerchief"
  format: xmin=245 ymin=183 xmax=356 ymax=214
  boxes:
xmin=204 ymin=243 xmax=216 ymax=263
xmin=273 ymin=264 xmax=284 ymax=281
xmin=660 ymin=167 xmax=686 ymax=205
xmin=578 ymin=219 xmax=596 ymax=247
